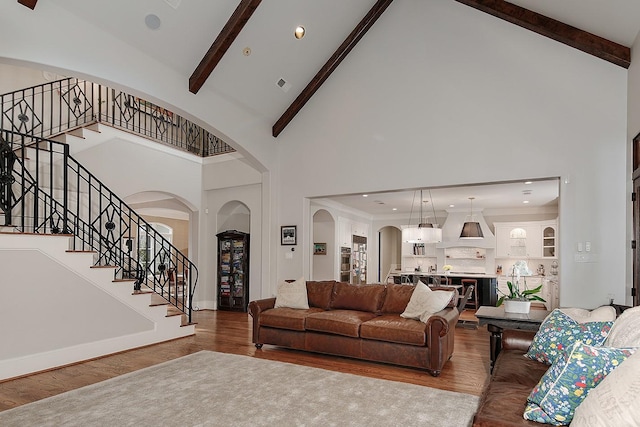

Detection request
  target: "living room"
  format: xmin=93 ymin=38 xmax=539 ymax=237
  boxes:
xmin=1 ymin=0 xmax=640 ymax=425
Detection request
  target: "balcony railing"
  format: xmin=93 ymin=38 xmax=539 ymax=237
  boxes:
xmin=0 ymin=77 xmax=234 ymax=157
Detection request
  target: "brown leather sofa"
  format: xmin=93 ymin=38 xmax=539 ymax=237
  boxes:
xmin=473 ymin=329 xmax=548 ymax=427
xmin=248 ymin=280 xmax=460 ymax=376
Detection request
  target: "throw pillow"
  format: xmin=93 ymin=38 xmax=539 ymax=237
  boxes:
xmin=400 ymin=281 xmax=454 ymax=323
xmin=560 ymin=306 xmax=617 ymax=323
xmin=604 ymin=305 xmax=640 ymax=348
xmin=274 ymin=277 xmax=309 ymax=309
xmin=525 ymin=309 xmax=613 ymax=365
xmin=523 ymin=342 xmax=635 ymax=426
xmin=572 ymin=350 xmax=640 ymax=427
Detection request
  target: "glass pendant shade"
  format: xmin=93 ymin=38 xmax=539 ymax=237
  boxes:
xmin=403 ymin=189 xmax=442 ymax=243
xmin=403 ymin=225 xmax=442 ymax=243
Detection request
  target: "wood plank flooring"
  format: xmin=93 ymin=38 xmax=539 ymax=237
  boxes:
xmin=0 ymin=309 xmax=491 ymax=412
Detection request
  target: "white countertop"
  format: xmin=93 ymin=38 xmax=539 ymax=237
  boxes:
xmin=393 ymin=272 xmax=498 ymax=279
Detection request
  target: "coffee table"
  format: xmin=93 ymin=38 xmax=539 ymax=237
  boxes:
xmin=475 ymin=305 xmax=550 ymax=370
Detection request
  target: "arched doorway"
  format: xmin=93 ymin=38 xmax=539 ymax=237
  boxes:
xmin=378 ymin=226 xmax=402 ymax=283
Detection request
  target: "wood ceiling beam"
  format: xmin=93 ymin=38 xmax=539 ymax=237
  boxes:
xmin=272 ymin=0 xmax=394 ymax=138
xmin=189 ymin=0 xmax=262 ymax=94
xmin=454 ymin=0 xmax=630 ymax=69
xmin=18 ymin=0 xmax=37 ymax=9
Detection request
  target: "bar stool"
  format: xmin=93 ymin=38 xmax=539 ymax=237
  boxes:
xmin=460 ymin=278 xmax=479 ymax=309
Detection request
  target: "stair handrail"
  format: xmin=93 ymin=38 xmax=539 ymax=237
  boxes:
xmin=1 ymin=130 xmax=198 ymax=322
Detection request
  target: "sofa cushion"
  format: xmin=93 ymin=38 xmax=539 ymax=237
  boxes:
xmin=523 ymin=342 xmax=636 ymax=426
xmin=306 ymin=280 xmax=336 ymax=310
xmin=305 ymin=310 xmax=377 ymax=337
xmin=274 ymin=277 xmax=309 ymax=309
xmin=572 ymin=349 xmax=640 ymax=427
xmin=604 ymin=305 xmax=640 ymax=348
xmin=474 ymin=381 xmax=538 ymax=427
xmin=491 ymin=349 xmax=550 ymax=388
xmin=360 ymin=315 xmax=426 ymax=346
xmin=330 ymin=282 xmax=386 ymax=313
xmin=525 ymin=309 xmax=613 ymax=365
xmin=380 ymin=284 xmax=414 ymax=314
xmin=400 ymin=281 xmax=455 ymax=322
xmin=260 ymin=307 xmax=325 ymax=331
xmin=560 ymin=306 xmax=616 ymax=323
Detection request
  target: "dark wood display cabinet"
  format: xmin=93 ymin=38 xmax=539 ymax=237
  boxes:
xmin=216 ymin=230 xmax=250 ymax=312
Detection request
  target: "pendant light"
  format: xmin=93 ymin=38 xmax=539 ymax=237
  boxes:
xmin=460 ymin=197 xmax=484 ymax=239
xmin=403 ymin=189 xmax=442 ymax=243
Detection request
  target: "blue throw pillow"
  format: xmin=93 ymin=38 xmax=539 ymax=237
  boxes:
xmin=523 ymin=341 xmax=635 ymax=425
xmin=525 ymin=309 xmax=613 ymax=364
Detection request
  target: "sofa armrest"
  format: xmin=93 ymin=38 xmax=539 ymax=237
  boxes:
xmin=248 ymin=298 xmax=276 ymax=344
xmin=502 ymin=329 xmax=536 ymax=352
xmin=424 ymin=308 xmax=459 ymax=375
xmin=248 ymin=297 xmax=276 ymax=317
xmin=425 ymin=307 xmax=459 ymax=336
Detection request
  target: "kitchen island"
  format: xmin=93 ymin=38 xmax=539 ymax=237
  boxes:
xmin=392 ymin=272 xmax=498 ymax=306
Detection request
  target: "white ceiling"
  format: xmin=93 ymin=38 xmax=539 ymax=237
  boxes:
xmin=43 ymin=1 xmax=633 ymax=217
xmin=317 ymin=178 xmax=560 ymax=217
xmin=48 ymin=0 xmax=640 ymax=126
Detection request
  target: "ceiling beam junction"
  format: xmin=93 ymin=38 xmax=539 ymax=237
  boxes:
xmin=454 ymin=0 xmax=630 ymax=69
xmin=272 ymin=0 xmax=394 ymax=138
xmin=18 ymin=0 xmax=37 ymax=10
xmin=189 ymin=0 xmax=262 ymax=94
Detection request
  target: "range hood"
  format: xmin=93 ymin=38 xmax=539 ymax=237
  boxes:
xmin=436 ymin=210 xmax=496 ymax=249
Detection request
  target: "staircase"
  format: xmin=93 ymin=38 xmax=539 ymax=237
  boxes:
xmin=0 ymin=78 xmax=206 ymax=379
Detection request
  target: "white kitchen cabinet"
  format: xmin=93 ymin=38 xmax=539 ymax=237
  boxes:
xmin=541 ymin=223 xmax=557 ymax=258
xmin=338 ymin=218 xmax=352 ymax=248
xmin=351 ymin=221 xmax=369 ymax=238
xmin=495 ymin=219 xmax=557 ymax=259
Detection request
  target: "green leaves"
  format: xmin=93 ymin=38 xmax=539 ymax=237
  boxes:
xmin=496 ymin=280 xmax=546 ymax=307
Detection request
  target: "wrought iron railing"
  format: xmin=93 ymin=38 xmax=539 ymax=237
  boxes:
xmin=0 ymin=77 xmax=234 ymax=157
xmin=0 ymin=131 xmax=198 ymax=322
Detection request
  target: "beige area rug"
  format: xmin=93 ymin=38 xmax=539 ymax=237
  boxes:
xmin=0 ymin=351 xmax=479 ymax=427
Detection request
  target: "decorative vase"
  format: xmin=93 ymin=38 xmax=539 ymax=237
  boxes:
xmin=444 ymin=271 xmax=450 ymax=275
xmin=503 ymin=299 xmax=531 ymax=314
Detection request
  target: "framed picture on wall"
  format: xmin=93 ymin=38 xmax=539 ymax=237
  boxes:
xmin=281 ymin=226 xmax=297 ymax=245
xmin=313 ymin=243 xmax=327 ymax=255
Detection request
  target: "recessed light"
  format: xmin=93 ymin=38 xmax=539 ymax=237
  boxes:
xmin=524 ymin=181 xmax=533 ymax=185
xmin=449 ymin=204 xmax=455 ymax=208
xmin=294 ymin=25 xmax=306 ymax=39
xmin=392 ymin=208 xmax=397 ymax=211
xmin=362 ymin=194 xmax=368 ymax=197
xmin=523 ymin=200 xmax=530 ymax=204
xmin=145 ymin=14 xmax=161 ymax=30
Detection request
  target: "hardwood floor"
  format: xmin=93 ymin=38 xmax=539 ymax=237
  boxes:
xmin=0 ymin=310 xmax=491 ymax=412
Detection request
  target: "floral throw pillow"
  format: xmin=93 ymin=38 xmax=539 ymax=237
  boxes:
xmin=523 ymin=342 xmax=635 ymax=425
xmin=525 ymin=309 xmax=613 ymax=364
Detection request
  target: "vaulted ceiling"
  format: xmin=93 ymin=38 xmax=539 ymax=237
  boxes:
xmin=27 ymin=0 xmax=640 ymax=139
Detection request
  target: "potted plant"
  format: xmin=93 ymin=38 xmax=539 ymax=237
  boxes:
xmin=442 ymin=264 xmax=453 ymax=275
xmin=496 ymin=276 xmax=546 ymax=314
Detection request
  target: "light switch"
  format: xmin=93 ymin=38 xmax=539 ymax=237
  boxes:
xmin=577 ymin=242 xmax=583 ymax=252
xmin=585 ymin=241 xmax=591 ymax=252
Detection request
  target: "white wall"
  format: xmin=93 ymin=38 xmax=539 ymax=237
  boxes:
xmin=0 ymin=0 xmax=633 ymax=309
xmin=274 ymin=1 xmax=629 ymax=308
